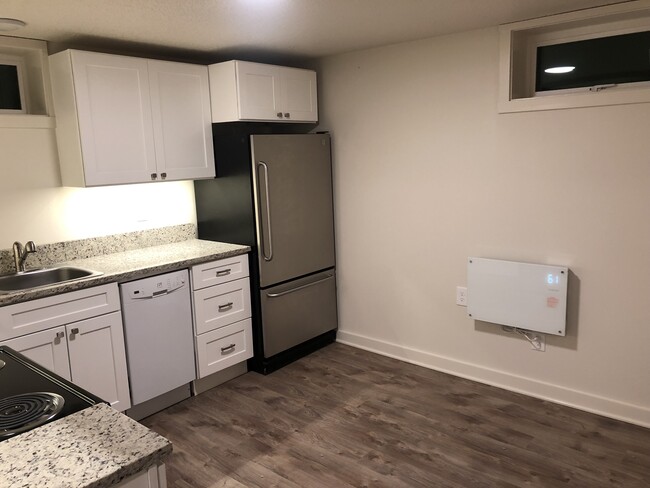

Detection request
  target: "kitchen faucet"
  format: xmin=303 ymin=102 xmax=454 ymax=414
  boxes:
xmin=12 ymin=240 xmax=37 ymax=273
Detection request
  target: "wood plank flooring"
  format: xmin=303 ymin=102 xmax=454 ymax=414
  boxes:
xmin=141 ymin=343 xmax=650 ymax=487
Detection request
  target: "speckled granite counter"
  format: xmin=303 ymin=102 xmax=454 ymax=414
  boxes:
xmin=0 ymin=239 xmax=250 ymax=307
xmin=0 ymin=403 xmax=172 ymax=488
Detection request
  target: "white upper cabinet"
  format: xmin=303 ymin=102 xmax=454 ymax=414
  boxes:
xmin=209 ymin=60 xmax=318 ymax=123
xmin=49 ymin=50 xmax=215 ymax=187
xmin=148 ymin=60 xmax=215 ymax=180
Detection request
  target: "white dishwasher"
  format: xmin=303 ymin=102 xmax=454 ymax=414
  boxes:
xmin=120 ymin=269 xmax=196 ymax=407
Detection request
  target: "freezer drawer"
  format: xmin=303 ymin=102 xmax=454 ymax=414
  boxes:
xmin=260 ymin=270 xmax=337 ymax=358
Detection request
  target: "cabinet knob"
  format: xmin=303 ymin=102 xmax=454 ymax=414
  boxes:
xmin=55 ymin=331 xmax=64 ymax=340
xmin=284 ymin=113 xmax=291 ymax=119
xmin=161 ymin=172 xmax=167 ymax=180
xmin=151 ymin=173 xmax=158 ymax=180
xmin=276 ymin=112 xmax=283 ymax=118
xmin=70 ymin=327 xmax=79 ymax=336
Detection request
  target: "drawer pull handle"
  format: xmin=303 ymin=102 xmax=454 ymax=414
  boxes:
xmin=216 ymin=269 xmax=231 ymax=277
xmin=267 ymin=274 xmax=334 ymax=298
xmin=70 ymin=328 xmax=79 ymax=335
xmin=55 ymin=331 xmax=64 ymax=340
xmin=218 ymin=302 xmax=234 ymax=312
xmin=221 ymin=343 xmax=236 ymax=353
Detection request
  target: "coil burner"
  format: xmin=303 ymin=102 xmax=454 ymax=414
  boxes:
xmin=0 ymin=392 xmax=65 ymax=440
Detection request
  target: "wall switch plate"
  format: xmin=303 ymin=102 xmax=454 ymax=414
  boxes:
xmin=456 ymin=286 xmax=467 ymax=307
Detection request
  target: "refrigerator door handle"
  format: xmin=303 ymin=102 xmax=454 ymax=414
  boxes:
xmin=258 ymin=161 xmax=274 ymax=262
xmin=266 ymin=274 xmax=335 ymax=298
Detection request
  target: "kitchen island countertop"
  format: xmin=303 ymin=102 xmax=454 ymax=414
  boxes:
xmin=0 ymin=239 xmax=250 ymax=307
xmin=0 ymin=403 xmax=172 ymax=488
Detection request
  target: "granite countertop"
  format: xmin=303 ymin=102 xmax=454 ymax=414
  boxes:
xmin=0 ymin=239 xmax=250 ymax=307
xmin=0 ymin=403 xmax=172 ymax=488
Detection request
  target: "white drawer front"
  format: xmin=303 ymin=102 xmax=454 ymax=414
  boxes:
xmin=195 ymin=318 xmax=253 ymax=378
xmin=0 ymin=283 xmax=121 ymax=342
xmin=193 ymin=277 xmax=251 ymax=335
xmin=191 ymin=254 xmax=249 ymax=291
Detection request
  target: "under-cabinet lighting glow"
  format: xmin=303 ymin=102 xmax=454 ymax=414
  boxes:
xmin=544 ymin=66 xmax=576 ymax=74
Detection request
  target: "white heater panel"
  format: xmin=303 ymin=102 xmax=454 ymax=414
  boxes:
xmin=467 ymin=257 xmax=568 ymax=336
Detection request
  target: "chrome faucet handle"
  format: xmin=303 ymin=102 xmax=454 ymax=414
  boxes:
xmin=12 ymin=240 xmax=37 ymax=272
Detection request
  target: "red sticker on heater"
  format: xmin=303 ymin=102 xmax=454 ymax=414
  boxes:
xmin=547 ymin=296 xmax=559 ymax=308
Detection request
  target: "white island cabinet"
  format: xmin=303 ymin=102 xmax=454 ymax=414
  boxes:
xmin=0 ymin=283 xmax=131 ymax=411
xmin=209 ymin=60 xmax=318 ymax=123
xmin=49 ymin=49 xmax=215 ymax=187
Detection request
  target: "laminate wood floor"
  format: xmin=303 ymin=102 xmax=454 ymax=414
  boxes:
xmin=141 ymin=343 xmax=650 ymax=487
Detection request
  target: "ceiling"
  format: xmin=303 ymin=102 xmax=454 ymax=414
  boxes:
xmin=0 ymin=0 xmax=633 ymax=63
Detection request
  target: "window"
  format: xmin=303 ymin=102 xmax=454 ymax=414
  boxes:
xmin=498 ymin=2 xmax=650 ymax=113
xmin=535 ymin=30 xmax=650 ymax=93
xmin=0 ymin=55 xmax=26 ymax=113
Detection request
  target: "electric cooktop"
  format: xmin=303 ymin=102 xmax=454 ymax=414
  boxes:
xmin=0 ymin=346 xmax=104 ymax=442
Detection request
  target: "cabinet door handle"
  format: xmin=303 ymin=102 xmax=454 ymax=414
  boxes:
xmin=151 ymin=173 xmax=157 ymax=180
xmin=276 ymin=112 xmax=283 ymax=118
xmin=161 ymin=172 xmax=167 ymax=179
xmin=284 ymin=112 xmax=290 ymax=119
xmin=218 ymin=302 xmax=234 ymax=312
xmin=216 ymin=269 xmax=231 ymax=277
xmin=70 ymin=327 xmax=79 ymax=335
xmin=220 ymin=343 xmax=236 ymax=353
xmin=55 ymin=331 xmax=64 ymax=339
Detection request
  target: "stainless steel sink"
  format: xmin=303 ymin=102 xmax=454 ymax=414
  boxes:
xmin=0 ymin=267 xmax=103 ymax=294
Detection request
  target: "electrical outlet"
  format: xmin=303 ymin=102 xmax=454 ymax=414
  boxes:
xmin=456 ymin=286 xmax=467 ymax=307
xmin=530 ymin=333 xmax=546 ymax=352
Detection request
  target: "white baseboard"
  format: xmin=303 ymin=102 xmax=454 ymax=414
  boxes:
xmin=336 ymin=330 xmax=650 ymax=429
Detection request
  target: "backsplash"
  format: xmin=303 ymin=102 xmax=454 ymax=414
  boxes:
xmin=0 ymin=224 xmax=197 ymax=275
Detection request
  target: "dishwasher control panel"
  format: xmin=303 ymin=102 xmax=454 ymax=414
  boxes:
xmin=128 ymin=272 xmax=186 ymax=299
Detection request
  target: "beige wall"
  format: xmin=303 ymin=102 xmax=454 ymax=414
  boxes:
xmin=0 ymin=127 xmax=196 ymax=249
xmin=317 ymin=27 xmax=650 ymax=426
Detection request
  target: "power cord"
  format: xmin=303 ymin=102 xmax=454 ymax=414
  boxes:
xmin=501 ymin=326 xmax=542 ymax=349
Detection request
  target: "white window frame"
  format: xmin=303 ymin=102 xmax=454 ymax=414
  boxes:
xmin=498 ymin=0 xmax=650 ymax=113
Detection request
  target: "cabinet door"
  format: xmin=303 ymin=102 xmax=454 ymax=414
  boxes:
xmin=2 ymin=326 xmax=72 ymax=380
xmin=148 ymin=60 xmax=215 ymax=181
xmin=281 ymin=67 xmax=318 ymax=122
xmin=235 ymin=61 xmax=283 ymax=121
xmin=71 ymin=50 xmax=157 ymax=186
xmin=66 ymin=312 xmax=131 ymax=411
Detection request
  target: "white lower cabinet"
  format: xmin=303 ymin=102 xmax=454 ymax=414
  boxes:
xmin=0 ymin=283 xmax=131 ymax=411
xmin=66 ymin=312 xmax=131 ymax=410
xmin=195 ymin=318 xmax=253 ymax=378
xmin=191 ymin=255 xmax=253 ymax=378
xmin=116 ymin=464 xmax=167 ymax=488
xmin=3 ymin=326 xmax=71 ymax=380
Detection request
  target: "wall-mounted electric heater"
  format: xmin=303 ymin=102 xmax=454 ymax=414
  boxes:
xmin=467 ymin=257 xmax=568 ymax=336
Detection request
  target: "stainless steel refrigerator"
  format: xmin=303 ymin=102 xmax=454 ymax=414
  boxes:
xmin=194 ymin=124 xmax=337 ymax=374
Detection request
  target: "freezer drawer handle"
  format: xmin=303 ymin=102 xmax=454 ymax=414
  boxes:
xmin=258 ymin=161 xmax=274 ymax=262
xmin=216 ymin=269 xmax=231 ymax=277
xmin=218 ymin=302 xmax=234 ymax=312
xmin=221 ymin=343 xmax=236 ymax=353
xmin=267 ymin=274 xmax=334 ymax=298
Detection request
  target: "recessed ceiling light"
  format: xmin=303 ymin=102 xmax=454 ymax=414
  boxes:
xmin=544 ymin=66 xmax=576 ymax=74
xmin=0 ymin=18 xmax=27 ymax=31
